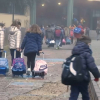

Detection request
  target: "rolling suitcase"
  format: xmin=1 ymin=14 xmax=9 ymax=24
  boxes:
xmin=12 ymin=51 xmax=26 ymax=77
xmin=0 ymin=51 xmax=9 ymax=76
xmin=32 ymin=52 xmax=48 ymax=79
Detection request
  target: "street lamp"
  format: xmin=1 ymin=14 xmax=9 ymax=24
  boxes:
xmin=42 ymin=4 xmax=45 ymax=7
xmin=88 ymin=0 xmax=100 ymax=1
xmin=58 ymin=2 xmax=61 ymax=5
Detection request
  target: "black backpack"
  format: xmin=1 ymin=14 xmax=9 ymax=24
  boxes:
xmin=61 ymin=55 xmax=84 ymax=85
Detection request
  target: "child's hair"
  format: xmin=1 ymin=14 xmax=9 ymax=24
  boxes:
xmin=11 ymin=20 xmax=21 ymax=27
xmin=79 ymin=36 xmax=91 ymax=44
xmin=0 ymin=23 xmax=5 ymax=27
xmin=30 ymin=24 xmax=42 ymax=34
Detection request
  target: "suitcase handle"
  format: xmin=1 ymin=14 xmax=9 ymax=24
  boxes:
xmin=14 ymin=50 xmax=23 ymax=58
xmin=40 ymin=52 xmax=44 ymax=60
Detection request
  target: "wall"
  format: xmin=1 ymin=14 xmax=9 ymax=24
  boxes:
xmin=0 ymin=13 xmax=30 ymax=27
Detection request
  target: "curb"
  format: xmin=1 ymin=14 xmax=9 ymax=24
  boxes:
xmin=89 ymin=74 xmax=100 ymax=100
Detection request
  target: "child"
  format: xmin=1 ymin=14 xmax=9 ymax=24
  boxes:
xmin=8 ymin=20 xmax=21 ymax=66
xmin=0 ymin=23 xmax=5 ymax=57
xmin=21 ymin=24 xmax=42 ymax=75
xmin=69 ymin=36 xmax=100 ymax=100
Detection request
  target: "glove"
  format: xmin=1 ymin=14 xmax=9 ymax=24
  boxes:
xmin=94 ymin=78 xmax=99 ymax=82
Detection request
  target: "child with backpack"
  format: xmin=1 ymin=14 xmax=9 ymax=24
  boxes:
xmin=69 ymin=36 xmax=100 ymax=100
xmin=8 ymin=20 xmax=21 ymax=66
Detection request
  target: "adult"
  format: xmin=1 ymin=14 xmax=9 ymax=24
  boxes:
xmin=45 ymin=25 xmax=55 ymax=46
xmin=96 ymin=26 xmax=100 ymax=40
xmin=8 ymin=20 xmax=21 ymax=66
xmin=40 ymin=25 xmax=45 ymax=44
xmin=21 ymin=24 xmax=42 ymax=75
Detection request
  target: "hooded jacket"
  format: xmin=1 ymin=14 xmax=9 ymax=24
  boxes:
xmin=72 ymin=42 xmax=100 ymax=82
xmin=0 ymin=26 xmax=4 ymax=49
xmin=21 ymin=32 xmax=42 ymax=56
xmin=8 ymin=26 xmax=21 ymax=49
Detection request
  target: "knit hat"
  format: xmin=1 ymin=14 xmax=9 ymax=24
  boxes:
xmin=79 ymin=36 xmax=91 ymax=44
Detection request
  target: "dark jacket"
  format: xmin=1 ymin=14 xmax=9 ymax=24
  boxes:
xmin=21 ymin=32 xmax=42 ymax=56
xmin=72 ymin=42 xmax=100 ymax=82
xmin=46 ymin=28 xmax=54 ymax=40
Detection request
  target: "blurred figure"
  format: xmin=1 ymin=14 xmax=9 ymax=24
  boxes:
xmin=64 ymin=27 xmax=70 ymax=38
xmin=54 ymin=26 xmax=62 ymax=49
xmin=40 ymin=25 xmax=45 ymax=44
xmin=85 ymin=27 xmax=90 ymax=37
xmin=96 ymin=26 xmax=100 ymax=40
xmin=69 ymin=25 xmax=75 ymax=44
xmin=45 ymin=25 xmax=55 ymax=47
xmin=8 ymin=20 xmax=21 ymax=66
xmin=51 ymin=23 xmax=56 ymax=33
xmin=0 ymin=23 xmax=5 ymax=57
xmin=60 ymin=26 xmax=65 ymax=47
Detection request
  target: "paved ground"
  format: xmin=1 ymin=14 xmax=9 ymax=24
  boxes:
xmin=0 ymin=39 xmax=100 ymax=100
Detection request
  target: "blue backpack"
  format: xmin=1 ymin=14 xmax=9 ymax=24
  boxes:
xmin=74 ymin=27 xmax=81 ymax=34
xmin=0 ymin=51 xmax=9 ymax=76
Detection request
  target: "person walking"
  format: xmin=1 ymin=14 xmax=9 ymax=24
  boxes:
xmin=54 ymin=26 xmax=62 ymax=49
xmin=60 ymin=26 xmax=65 ymax=47
xmin=21 ymin=24 xmax=42 ymax=75
xmin=8 ymin=20 xmax=21 ymax=66
xmin=40 ymin=25 xmax=45 ymax=44
xmin=96 ymin=26 xmax=100 ymax=40
xmin=45 ymin=25 xmax=55 ymax=47
xmin=85 ymin=27 xmax=90 ymax=37
xmin=0 ymin=23 xmax=5 ymax=57
xmin=69 ymin=36 xmax=100 ymax=100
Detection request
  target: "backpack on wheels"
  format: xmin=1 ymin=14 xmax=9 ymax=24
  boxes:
xmin=12 ymin=51 xmax=26 ymax=77
xmin=32 ymin=52 xmax=48 ymax=79
xmin=61 ymin=55 xmax=84 ymax=85
xmin=0 ymin=51 xmax=9 ymax=76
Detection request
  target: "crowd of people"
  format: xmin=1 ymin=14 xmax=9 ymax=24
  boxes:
xmin=40 ymin=23 xmax=91 ymax=50
xmin=0 ymin=20 xmax=99 ymax=100
xmin=0 ymin=20 xmax=43 ymax=75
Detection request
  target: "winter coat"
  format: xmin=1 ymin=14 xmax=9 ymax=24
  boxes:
xmin=46 ymin=28 xmax=54 ymax=40
xmin=8 ymin=26 xmax=21 ymax=49
xmin=72 ymin=42 xmax=100 ymax=82
xmin=21 ymin=32 xmax=42 ymax=56
xmin=0 ymin=27 xmax=4 ymax=49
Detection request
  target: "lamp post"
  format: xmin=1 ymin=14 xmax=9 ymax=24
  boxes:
xmin=12 ymin=0 xmax=15 ymax=22
xmin=30 ymin=0 xmax=36 ymax=25
xmin=67 ymin=0 xmax=74 ymax=27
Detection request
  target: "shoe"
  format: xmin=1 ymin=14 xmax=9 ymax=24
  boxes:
xmin=56 ymin=47 xmax=58 ymax=50
xmin=26 ymin=68 xmax=31 ymax=75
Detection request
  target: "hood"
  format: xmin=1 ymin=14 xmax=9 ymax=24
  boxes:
xmin=9 ymin=26 xmax=19 ymax=35
xmin=72 ymin=42 xmax=92 ymax=55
